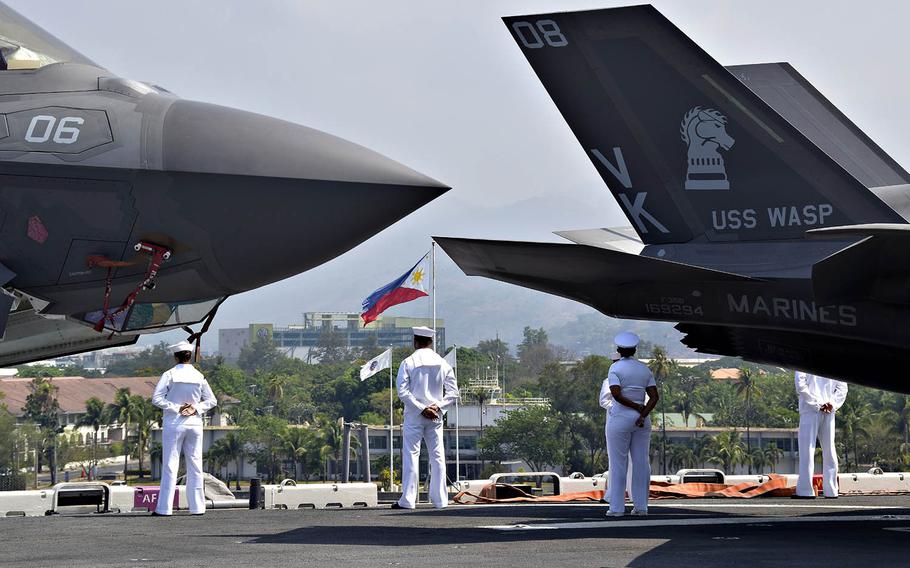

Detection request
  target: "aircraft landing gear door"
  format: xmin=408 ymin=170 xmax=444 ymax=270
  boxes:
xmin=0 ymin=175 xmax=136 ymax=287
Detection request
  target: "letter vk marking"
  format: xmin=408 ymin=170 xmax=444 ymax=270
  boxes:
xmin=591 ymin=147 xmax=632 ymax=189
xmin=618 ymin=192 xmax=669 ymax=234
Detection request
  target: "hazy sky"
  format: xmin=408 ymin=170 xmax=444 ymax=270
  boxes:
xmin=7 ymin=1 xmax=910 ymax=348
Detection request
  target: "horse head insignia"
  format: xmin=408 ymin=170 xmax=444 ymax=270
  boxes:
xmin=680 ymin=106 xmax=735 ymax=190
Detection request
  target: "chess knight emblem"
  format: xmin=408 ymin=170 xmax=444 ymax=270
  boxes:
xmin=680 ymin=106 xmax=735 ymax=190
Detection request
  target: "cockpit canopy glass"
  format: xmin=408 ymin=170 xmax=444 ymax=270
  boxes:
xmin=0 ymin=3 xmax=98 ymax=70
xmin=81 ymin=298 xmax=224 ymax=333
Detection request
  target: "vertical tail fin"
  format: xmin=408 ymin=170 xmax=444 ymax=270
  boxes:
xmin=504 ymin=6 xmax=903 ymax=244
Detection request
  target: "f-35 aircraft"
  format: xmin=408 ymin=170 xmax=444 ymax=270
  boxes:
xmin=0 ymin=4 xmax=447 ymax=364
xmin=437 ymin=5 xmax=910 ymax=393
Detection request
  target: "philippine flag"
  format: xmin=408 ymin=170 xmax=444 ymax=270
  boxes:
xmin=361 ymin=253 xmax=430 ymax=326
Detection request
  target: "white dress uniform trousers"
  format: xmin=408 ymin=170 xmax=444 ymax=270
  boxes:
xmin=599 ymin=378 xmax=632 ymax=500
xmin=152 ymin=363 xmax=217 ymax=515
xmin=396 ymin=348 xmax=458 ymax=509
xmin=606 ymin=357 xmax=656 ymax=514
xmin=795 ymin=372 xmax=847 ymax=497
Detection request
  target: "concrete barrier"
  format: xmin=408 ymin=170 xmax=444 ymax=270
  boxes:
xmin=262 ymin=482 xmax=377 ymax=509
xmin=0 ymin=489 xmax=52 ymax=516
xmin=107 ymin=485 xmax=136 ymax=512
xmin=839 ymin=472 xmax=910 ymax=495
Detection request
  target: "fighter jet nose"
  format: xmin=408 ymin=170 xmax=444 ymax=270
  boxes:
xmin=160 ymin=100 xmax=448 ymax=293
xmin=162 ymin=100 xmax=447 ymax=189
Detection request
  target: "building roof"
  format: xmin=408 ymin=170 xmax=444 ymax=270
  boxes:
xmin=710 ymin=368 xmax=743 ymax=380
xmin=660 ymin=413 xmax=714 ymax=428
xmin=0 ymin=376 xmax=158 ymax=416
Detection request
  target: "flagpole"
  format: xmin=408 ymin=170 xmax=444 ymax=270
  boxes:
xmin=431 ymin=241 xmax=437 ymax=353
xmin=388 ymin=345 xmax=394 ymax=492
xmin=454 ymin=347 xmax=460 ymax=484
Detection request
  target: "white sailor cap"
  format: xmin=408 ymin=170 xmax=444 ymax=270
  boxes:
xmin=170 ymin=341 xmax=194 ymax=354
xmin=614 ymin=332 xmax=640 ymax=349
xmin=412 ymin=326 xmax=436 ymax=338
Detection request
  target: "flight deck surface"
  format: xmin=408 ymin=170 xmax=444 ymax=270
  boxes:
xmin=2 ymin=496 xmax=908 ymax=567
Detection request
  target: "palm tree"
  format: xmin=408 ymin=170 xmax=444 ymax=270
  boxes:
xmin=282 ymin=427 xmax=315 ymax=481
xmin=750 ymin=448 xmax=768 ymax=474
xmin=218 ymin=433 xmax=245 ymax=490
xmin=734 ymin=368 xmax=763 ymax=474
xmin=668 ymin=443 xmax=696 ymax=472
xmin=132 ymin=397 xmax=160 ymax=479
xmin=694 ymin=435 xmax=715 ymax=468
xmin=320 ymin=418 xmax=345 ymax=482
xmin=647 ymin=346 xmax=677 ymax=475
xmin=107 ymin=387 xmax=139 ymax=480
xmin=890 ymin=394 xmax=910 ymax=446
xmin=707 ymin=431 xmax=747 ymax=474
xmin=204 ymin=442 xmax=228 ymax=476
xmin=76 ymin=397 xmax=106 ymax=480
xmin=149 ymin=442 xmax=163 ymax=478
xmin=265 ymin=374 xmax=292 ymax=402
xmin=762 ymin=443 xmax=784 ymax=473
xmin=837 ymin=398 xmax=871 ymax=470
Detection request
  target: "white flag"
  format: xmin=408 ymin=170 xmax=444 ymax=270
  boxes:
xmin=444 ymin=347 xmax=457 ymax=369
xmin=360 ymin=348 xmax=392 ymax=381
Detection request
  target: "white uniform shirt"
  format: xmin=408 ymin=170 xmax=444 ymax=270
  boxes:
xmin=795 ymin=371 xmax=848 ymax=414
xmin=598 ymin=378 xmax=614 ymax=425
xmin=152 ymin=364 xmax=217 ymax=426
xmin=607 ymin=357 xmax=656 ymax=420
xmin=396 ymin=348 xmax=459 ymax=423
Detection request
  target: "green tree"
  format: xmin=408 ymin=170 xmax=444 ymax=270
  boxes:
xmin=104 ymin=342 xmax=173 ymax=376
xmin=106 ymin=387 xmax=139 ymax=480
xmin=132 ymin=396 xmax=160 ymax=478
xmin=707 ymin=431 xmax=747 ymax=474
xmin=237 ymin=336 xmax=286 ymax=373
xmin=319 ymin=418 xmax=346 ymax=481
xmin=311 ymin=327 xmax=350 ymax=365
xmin=478 ymin=405 xmax=564 ymax=472
xmin=517 ymin=327 xmax=556 ymax=379
xmin=647 ymin=346 xmax=677 ymax=475
xmin=242 ymin=415 xmax=289 ymax=483
xmin=282 ymin=427 xmax=319 ymax=481
xmin=735 ymin=367 xmax=763 ymax=474
xmin=76 ymin=397 xmax=107 ymax=479
xmin=21 ymin=377 xmax=61 ymax=479
xmin=837 ymin=397 xmax=871 ymax=470
xmin=217 ymin=433 xmax=245 ymax=489
xmin=762 ymin=443 xmax=784 ymax=473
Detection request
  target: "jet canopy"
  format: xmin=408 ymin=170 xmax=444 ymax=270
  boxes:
xmin=0 ymin=2 xmax=98 ymax=70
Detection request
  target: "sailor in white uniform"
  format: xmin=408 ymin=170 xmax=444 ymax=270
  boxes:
xmin=794 ymin=371 xmax=848 ymax=499
xmin=393 ymin=326 xmax=459 ymax=509
xmin=606 ymin=332 xmax=659 ymax=517
xmin=599 ymin=362 xmax=632 ymax=503
xmin=151 ymin=341 xmax=217 ymax=516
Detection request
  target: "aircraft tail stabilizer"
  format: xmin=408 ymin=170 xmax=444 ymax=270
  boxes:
xmin=504 ymin=6 xmax=903 ymax=245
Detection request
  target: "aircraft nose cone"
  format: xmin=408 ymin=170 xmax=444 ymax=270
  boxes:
xmin=161 ymin=100 xmax=448 ymax=293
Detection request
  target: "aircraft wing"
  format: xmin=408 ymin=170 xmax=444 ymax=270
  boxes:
xmin=434 ymin=236 xmax=754 ymax=316
xmin=0 ymin=309 xmax=136 ymax=366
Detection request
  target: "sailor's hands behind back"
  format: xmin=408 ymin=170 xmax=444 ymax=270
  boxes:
xmin=179 ymin=403 xmax=197 ymax=417
xmin=820 ymin=402 xmax=834 ymax=414
xmin=635 ymin=416 xmax=645 ymax=428
xmin=421 ymin=405 xmax=440 ymax=420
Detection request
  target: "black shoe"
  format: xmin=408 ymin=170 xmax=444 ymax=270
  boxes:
xmin=790 ymin=494 xmax=816 ymax=500
xmin=150 ymin=512 xmax=168 ymax=516
xmin=191 ymin=513 xmax=205 ymax=516
xmin=824 ymin=496 xmax=839 ymax=500
xmin=390 ymin=503 xmax=407 ymax=510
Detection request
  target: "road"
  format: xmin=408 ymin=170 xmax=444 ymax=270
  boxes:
xmin=2 ymin=496 xmax=908 ymax=567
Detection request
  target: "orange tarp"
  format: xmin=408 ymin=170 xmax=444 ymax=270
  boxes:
xmin=452 ymin=474 xmax=794 ymax=504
